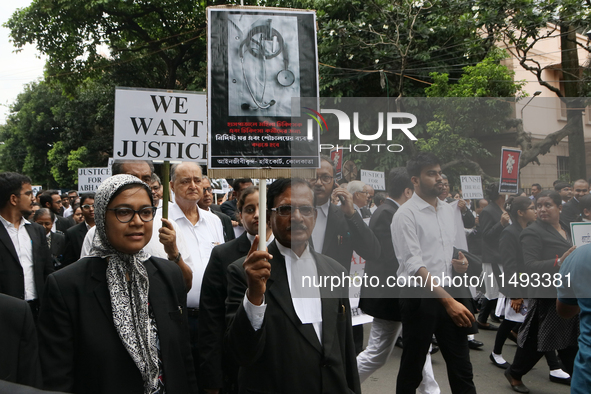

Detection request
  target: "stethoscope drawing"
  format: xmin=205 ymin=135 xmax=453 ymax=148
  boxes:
xmin=238 ymin=19 xmax=295 ymax=111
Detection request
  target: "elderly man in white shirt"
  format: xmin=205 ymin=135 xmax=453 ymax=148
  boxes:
xmin=392 ymin=152 xmax=477 ymax=394
xmin=168 ymin=161 xmax=225 ymax=378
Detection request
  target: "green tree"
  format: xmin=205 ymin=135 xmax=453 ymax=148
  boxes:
xmin=0 ymin=79 xmax=114 ymax=188
xmin=5 ymin=0 xmax=216 ymax=92
xmin=423 ymin=49 xmax=525 ymax=181
xmin=310 ymin=0 xmax=495 ymax=98
xmin=474 ymin=0 xmax=591 ymax=178
xmin=0 ymin=82 xmax=64 ymax=186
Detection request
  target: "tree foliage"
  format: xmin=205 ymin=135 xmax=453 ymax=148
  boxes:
xmin=4 ymin=0 xmax=591 ymax=184
xmin=5 ymin=0 xmax=217 ymax=92
xmin=0 ymin=79 xmax=114 ymax=188
xmin=421 ymin=49 xmax=525 ymax=181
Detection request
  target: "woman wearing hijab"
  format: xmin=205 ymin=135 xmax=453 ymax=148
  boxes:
xmin=38 ymin=175 xmax=198 ymax=394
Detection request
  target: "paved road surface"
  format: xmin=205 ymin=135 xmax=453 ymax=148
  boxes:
xmin=359 ymin=322 xmax=572 ymax=394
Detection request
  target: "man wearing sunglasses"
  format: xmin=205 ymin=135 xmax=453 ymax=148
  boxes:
xmin=62 ymin=193 xmax=95 ymax=267
xmin=226 ymin=178 xmax=361 ymax=394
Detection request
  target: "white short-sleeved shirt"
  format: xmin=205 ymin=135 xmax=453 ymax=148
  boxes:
xmin=169 ymin=203 xmax=225 ymax=308
xmin=391 ymin=192 xmax=456 ymax=285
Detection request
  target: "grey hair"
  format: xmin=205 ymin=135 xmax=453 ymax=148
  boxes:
xmin=150 ymin=173 xmax=161 ymax=186
xmin=34 ymin=207 xmax=54 ymax=222
xmin=111 ymin=160 xmax=154 ymax=176
xmin=170 ymin=162 xmax=202 ymax=181
xmin=347 ymin=180 xmax=365 ymax=194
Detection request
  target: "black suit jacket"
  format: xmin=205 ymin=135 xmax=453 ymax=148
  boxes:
xmin=520 ymin=219 xmax=572 ymax=299
xmin=479 ymin=202 xmax=505 ymax=265
xmin=318 ymin=204 xmax=380 ymax=269
xmin=561 ymin=197 xmax=582 ymax=224
xmin=358 ymin=199 xmax=400 ymax=321
xmin=226 ymin=241 xmax=361 ymax=394
xmin=499 ymin=223 xmax=527 ymax=298
xmin=0 ymin=294 xmax=42 ymax=388
xmin=198 ymin=232 xmax=251 ymax=390
xmin=220 ymin=200 xmax=238 ymax=221
xmin=211 ymin=210 xmax=236 ymax=242
xmin=461 ymin=208 xmax=476 ymax=229
xmin=48 ymin=232 xmax=66 ymax=270
xmin=62 ymin=222 xmax=89 ymax=267
xmin=38 ymin=257 xmax=198 ymax=394
xmin=55 ymin=216 xmax=74 ymax=234
xmin=0 ymin=221 xmax=53 ymax=301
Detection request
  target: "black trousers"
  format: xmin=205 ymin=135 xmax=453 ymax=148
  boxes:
xmin=397 ymin=296 xmax=476 ymax=394
xmin=508 ymin=319 xmax=578 ymax=380
xmin=188 ymin=314 xmax=203 ymax=393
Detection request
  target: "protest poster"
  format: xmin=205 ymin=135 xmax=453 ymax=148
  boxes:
xmin=31 ymin=186 xmax=43 ymax=197
xmin=460 ymin=175 xmax=483 ymax=199
xmin=113 ymin=87 xmax=207 ymax=162
xmin=349 ymin=251 xmax=373 ymax=326
xmin=361 ymin=170 xmax=386 ymax=191
xmin=330 ymin=148 xmax=344 ymax=180
xmin=571 ymin=222 xmax=591 ymax=247
xmin=499 ymin=147 xmax=521 ymax=194
xmin=78 ymin=167 xmax=112 ymax=192
xmin=207 ymin=7 xmax=319 ymax=173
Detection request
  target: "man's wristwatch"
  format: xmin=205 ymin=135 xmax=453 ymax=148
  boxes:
xmin=171 ymin=252 xmax=182 ymax=264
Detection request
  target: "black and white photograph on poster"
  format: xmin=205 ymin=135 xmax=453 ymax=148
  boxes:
xmin=228 ymin=14 xmax=301 ymax=117
xmin=208 ymin=7 xmax=319 ymax=170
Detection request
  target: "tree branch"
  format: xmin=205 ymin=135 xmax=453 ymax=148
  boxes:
xmin=518 ymin=114 xmax=581 ymax=168
xmin=442 ymin=158 xmax=496 ymax=183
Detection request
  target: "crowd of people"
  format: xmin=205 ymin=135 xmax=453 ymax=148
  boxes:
xmin=0 ymin=153 xmax=590 ymax=394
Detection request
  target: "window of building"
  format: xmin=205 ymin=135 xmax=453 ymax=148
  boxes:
xmin=557 ymin=156 xmax=569 ymax=180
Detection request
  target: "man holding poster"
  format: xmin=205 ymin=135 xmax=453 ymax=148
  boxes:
xmin=225 ymin=178 xmax=361 ymax=394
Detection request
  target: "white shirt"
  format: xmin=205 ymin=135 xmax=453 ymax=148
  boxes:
xmin=391 ymin=192 xmax=456 ymax=285
xmin=311 ymin=200 xmax=330 ymax=253
xmin=246 ymin=232 xmax=275 ymax=247
xmin=169 ymin=203 xmax=224 ymax=308
xmin=51 ymin=216 xmax=57 ymax=233
xmin=80 ymin=210 xmax=193 ymax=271
xmin=233 ymin=225 xmax=245 ymax=239
xmin=244 ymin=242 xmax=323 ymax=343
xmin=387 ymin=197 xmax=400 ymax=208
xmin=0 ymin=215 xmax=37 ymax=300
xmin=63 ymin=206 xmax=73 ymax=218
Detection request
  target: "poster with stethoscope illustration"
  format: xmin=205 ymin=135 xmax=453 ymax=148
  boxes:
xmin=208 ymin=7 xmax=320 ymax=170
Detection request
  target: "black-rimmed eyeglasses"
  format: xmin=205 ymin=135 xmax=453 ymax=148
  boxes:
xmin=107 ymin=207 xmax=157 ymax=223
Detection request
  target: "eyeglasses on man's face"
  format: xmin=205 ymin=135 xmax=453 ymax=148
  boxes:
xmin=308 ymin=175 xmax=334 ymax=184
xmin=271 ymin=205 xmax=315 ymax=217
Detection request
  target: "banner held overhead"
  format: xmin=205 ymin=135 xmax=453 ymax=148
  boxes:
xmin=114 ymin=87 xmax=207 ymax=162
xmin=207 ymin=6 xmax=319 ymax=178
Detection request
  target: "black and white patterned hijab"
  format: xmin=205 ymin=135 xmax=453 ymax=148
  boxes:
xmin=89 ymin=174 xmax=160 ymax=394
